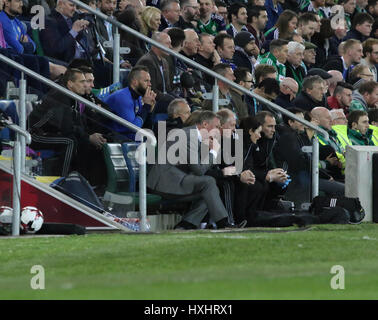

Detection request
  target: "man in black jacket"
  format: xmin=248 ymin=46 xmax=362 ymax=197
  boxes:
xmin=232 ymin=31 xmax=259 ymax=75
xmin=28 ymin=68 xmax=107 ymax=183
xmin=254 ymin=111 xmax=290 ymax=209
xmin=293 ymin=75 xmax=327 ymax=111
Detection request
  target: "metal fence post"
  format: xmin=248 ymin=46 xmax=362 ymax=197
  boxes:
xmin=19 ymin=72 xmax=27 ymax=173
xmin=212 ymin=79 xmax=218 ymax=113
xmin=138 ymin=142 xmax=148 ymax=232
xmin=312 ymin=137 xmax=319 ymax=199
xmin=113 ymin=26 xmax=120 ymax=84
xmin=11 ymin=135 xmax=22 ymax=236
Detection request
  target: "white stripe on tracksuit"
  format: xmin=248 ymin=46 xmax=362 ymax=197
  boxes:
xmin=31 ymin=134 xmax=75 ymax=177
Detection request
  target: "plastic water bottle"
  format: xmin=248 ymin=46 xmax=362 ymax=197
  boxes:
xmin=33 ymin=152 xmax=43 ymax=176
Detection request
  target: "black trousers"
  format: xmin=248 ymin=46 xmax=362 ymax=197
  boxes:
xmin=234 ymin=179 xmax=269 ymax=226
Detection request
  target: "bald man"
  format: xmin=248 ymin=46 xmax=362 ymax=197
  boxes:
xmin=136 ymin=32 xmax=173 ymax=101
xmin=180 ymin=28 xmax=201 ymax=58
xmin=275 ymin=77 xmax=299 ymax=109
xmin=330 ymin=109 xmax=347 ymax=126
xmin=327 ymin=70 xmax=344 ymax=96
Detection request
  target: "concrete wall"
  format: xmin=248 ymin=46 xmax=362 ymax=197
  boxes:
xmin=345 ymin=145 xmax=378 ymax=222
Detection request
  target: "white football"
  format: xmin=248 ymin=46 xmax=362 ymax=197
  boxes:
xmin=20 ymin=206 xmax=44 ymax=233
xmin=0 ymin=206 xmax=13 ymax=223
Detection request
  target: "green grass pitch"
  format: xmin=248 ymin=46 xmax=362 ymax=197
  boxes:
xmin=1 ymin=224 xmax=378 ymax=300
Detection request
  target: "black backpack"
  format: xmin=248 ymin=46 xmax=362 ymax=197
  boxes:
xmin=51 ymin=171 xmax=105 ymax=213
xmin=310 ymin=196 xmax=365 ymax=224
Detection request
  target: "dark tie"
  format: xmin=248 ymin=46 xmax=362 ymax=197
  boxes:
xmin=66 ymin=18 xmax=73 ymax=30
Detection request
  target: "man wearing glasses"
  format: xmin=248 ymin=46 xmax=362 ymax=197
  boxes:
xmin=174 ymin=0 xmax=200 ymax=30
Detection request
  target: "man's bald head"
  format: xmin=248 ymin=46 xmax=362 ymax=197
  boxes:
xmin=330 ymin=109 xmax=347 ymax=125
xmin=280 ymin=77 xmax=298 ymax=100
xmin=328 ymin=70 xmax=343 ymax=83
xmin=182 ymin=28 xmax=200 ymax=56
xmin=311 ymin=107 xmax=332 ymax=130
xmin=327 ymin=70 xmax=344 ymax=95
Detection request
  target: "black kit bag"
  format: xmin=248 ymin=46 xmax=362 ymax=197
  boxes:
xmin=51 ymin=171 xmax=105 ymax=213
xmin=310 ymin=196 xmax=365 ymax=224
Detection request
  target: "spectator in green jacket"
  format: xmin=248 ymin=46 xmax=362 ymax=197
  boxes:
xmin=347 ymin=110 xmax=375 ymax=145
xmin=368 ymin=108 xmax=378 ymax=145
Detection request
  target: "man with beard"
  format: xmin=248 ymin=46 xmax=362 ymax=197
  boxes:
xmin=367 ymin=0 xmax=378 ymax=18
xmin=295 ymin=13 xmax=319 ymax=42
xmin=0 ymin=0 xmax=35 ymax=54
xmin=323 ymin=39 xmax=364 ymax=81
xmin=361 ymin=38 xmax=378 ymax=81
xmin=246 ymin=6 xmax=268 ymax=52
xmin=104 ymin=66 xmax=156 ymax=141
xmin=197 ymin=0 xmax=226 ymax=35
xmin=226 ymin=2 xmax=248 ymax=38
xmin=174 ymin=0 xmax=200 ymax=30
xmin=233 ymin=31 xmax=259 ymax=75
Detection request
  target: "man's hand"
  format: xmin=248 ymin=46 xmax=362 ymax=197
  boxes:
xmin=266 ymin=168 xmax=288 ymax=183
xmin=212 ymin=50 xmax=221 ymax=65
xmin=120 ymin=61 xmax=132 ymax=69
xmin=142 ymin=87 xmax=156 ymax=111
xmin=89 ymin=133 xmax=107 ymax=149
xmin=240 ymin=170 xmax=255 ymax=185
xmin=72 ymin=19 xmax=90 ymax=33
xmin=325 ymin=154 xmax=340 ymax=167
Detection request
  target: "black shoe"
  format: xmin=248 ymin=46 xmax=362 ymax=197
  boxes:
xmin=216 ymin=219 xmax=247 ymax=229
xmin=174 ymin=220 xmax=197 ymax=230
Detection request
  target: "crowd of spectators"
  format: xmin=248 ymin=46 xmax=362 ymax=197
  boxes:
xmin=0 ymin=0 xmax=378 ymax=229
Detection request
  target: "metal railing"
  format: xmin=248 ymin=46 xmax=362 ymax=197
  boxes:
xmin=0 ymin=54 xmax=156 ymax=236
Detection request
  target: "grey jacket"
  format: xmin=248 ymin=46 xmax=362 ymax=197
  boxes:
xmin=147 ymin=125 xmax=217 ymax=195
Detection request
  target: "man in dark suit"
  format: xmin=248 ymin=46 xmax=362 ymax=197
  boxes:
xmin=147 ymin=110 xmax=243 ymax=229
xmin=40 ymin=0 xmax=92 ymax=63
xmin=136 ymin=32 xmax=173 ymax=103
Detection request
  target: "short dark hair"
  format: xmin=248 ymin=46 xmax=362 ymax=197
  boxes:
xmin=352 ymin=12 xmax=374 ymax=29
xmin=68 ymin=58 xmax=93 ymax=70
xmin=128 ymin=65 xmax=149 ymax=84
xmin=298 ymin=12 xmax=318 ymax=26
xmin=214 ymin=32 xmax=233 ymax=49
xmin=348 ymin=110 xmax=368 ymax=129
xmin=283 ymin=107 xmax=304 ymax=126
xmin=333 ymin=81 xmax=354 ymax=97
xmin=269 ymin=39 xmax=289 ymax=53
xmin=247 ymin=5 xmax=266 ymax=24
xmin=368 ymin=108 xmax=378 ymax=123
xmin=302 ymin=75 xmax=324 ymax=91
xmin=239 ymin=116 xmax=262 ymax=132
xmin=358 ymin=80 xmax=378 ymax=95
xmin=257 ymin=78 xmax=280 ymax=96
xmin=254 ymin=64 xmax=276 ymax=85
xmin=234 ymin=67 xmax=251 ymax=84
xmin=214 ymin=0 xmax=226 ymax=7
xmin=255 ymin=110 xmax=275 ymax=125
xmin=62 ymin=68 xmax=84 ymax=86
xmin=161 ymin=0 xmax=179 ymax=11
xmin=167 ymin=27 xmax=186 ymax=48
xmin=228 ymin=2 xmax=246 ymax=23
xmin=213 ymin=63 xmax=232 ymax=76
